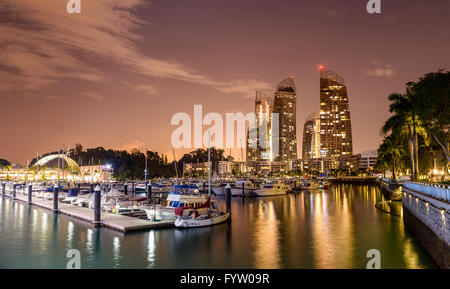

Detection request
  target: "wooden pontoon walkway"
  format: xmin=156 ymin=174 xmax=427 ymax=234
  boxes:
xmin=2 ymin=193 xmax=174 ymax=233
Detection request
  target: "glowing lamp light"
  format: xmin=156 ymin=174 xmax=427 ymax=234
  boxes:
xmin=289 ymin=75 xmax=294 ymax=79
xmin=318 ymin=65 xmax=324 ymax=70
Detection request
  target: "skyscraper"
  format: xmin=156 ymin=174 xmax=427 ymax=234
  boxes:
xmin=273 ymin=77 xmax=297 ymax=165
xmin=302 ymin=111 xmax=320 ymax=161
xmin=319 ymin=69 xmax=353 ymax=157
xmin=246 ymin=91 xmax=273 ymax=162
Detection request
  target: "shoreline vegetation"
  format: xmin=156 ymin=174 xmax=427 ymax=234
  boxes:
xmin=375 ymin=70 xmax=449 ymax=185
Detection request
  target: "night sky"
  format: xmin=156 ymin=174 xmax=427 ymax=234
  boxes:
xmin=1 ymin=0 xmax=449 ymax=164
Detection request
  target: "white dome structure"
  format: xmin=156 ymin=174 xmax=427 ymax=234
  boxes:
xmin=35 ymin=154 xmax=81 ymax=174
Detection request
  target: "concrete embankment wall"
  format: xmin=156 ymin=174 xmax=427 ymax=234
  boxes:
xmin=402 ymin=187 xmax=450 ymax=268
xmin=378 ymin=180 xmax=402 ymax=200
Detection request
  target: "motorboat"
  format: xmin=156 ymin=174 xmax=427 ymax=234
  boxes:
xmin=150 ymin=182 xmax=172 ymax=193
xmin=61 ymin=188 xmax=80 ymax=204
xmin=231 ymin=180 xmax=259 ymax=196
xmin=143 ymin=184 xmax=209 ymax=221
xmin=212 ymin=183 xmax=227 ymax=195
xmin=255 ymin=182 xmax=288 ymax=196
xmin=298 ymin=180 xmax=320 ymax=190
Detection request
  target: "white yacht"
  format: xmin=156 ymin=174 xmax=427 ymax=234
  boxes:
xmin=143 ymin=185 xmax=209 ymax=221
xmin=298 ymin=180 xmax=320 ymax=190
xmin=231 ymin=180 xmax=260 ymax=196
xmin=256 ymin=182 xmax=288 ymax=197
xmin=212 ymin=183 xmax=227 ymax=195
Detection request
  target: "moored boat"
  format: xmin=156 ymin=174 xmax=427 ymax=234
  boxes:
xmin=255 ymin=182 xmax=288 ymax=196
xmin=231 ymin=180 xmax=259 ymax=196
xmin=174 ymin=198 xmax=230 ymax=228
xmin=142 ymin=184 xmax=208 ymax=221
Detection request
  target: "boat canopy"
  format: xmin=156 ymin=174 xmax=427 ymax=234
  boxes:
xmin=175 ymin=197 xmax=210 ymax=216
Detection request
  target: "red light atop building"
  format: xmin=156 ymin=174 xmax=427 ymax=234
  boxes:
xmin=318 ymin=65 xmax=324 ymax=70
xmin=289 ymin=75 xmax=294 ymax=79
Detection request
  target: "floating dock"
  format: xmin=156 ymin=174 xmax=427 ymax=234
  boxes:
xmin=4 ymin=193 xmax=174 ymax=233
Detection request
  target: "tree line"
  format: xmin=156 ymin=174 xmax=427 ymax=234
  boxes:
xmin=375 ymin=70 xmax=449 ymax=183
xmin=30 ymin=144 xmax=232 ymax=180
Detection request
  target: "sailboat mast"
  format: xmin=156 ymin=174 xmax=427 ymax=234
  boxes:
xmin=36 ymin=151 xmax=39 ymax=181
xmin=172 ymin=149 xmax=179 ymax=180
xmin=208 ymin=131 xmax=211 ymax=196
xmin=144 ymin=151 xmax=148 ymax=183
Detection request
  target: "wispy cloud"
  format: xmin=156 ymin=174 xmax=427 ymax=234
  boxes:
xmin=83 ymin=92 xmax=104 ymax=101
xmin=0 ymin=1 xmax=270 ymax=96
xmin=135 ymin=84 xmax=158 ymax=96
xmin=364 ymin=62 xmax=397 ymax=77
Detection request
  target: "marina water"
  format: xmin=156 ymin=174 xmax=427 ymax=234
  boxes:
xmin=0 ymin=184 xmax=436 ymax=269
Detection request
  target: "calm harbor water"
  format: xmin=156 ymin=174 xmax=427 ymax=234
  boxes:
xmin=0 ymin=184 xmax=437 ymax=269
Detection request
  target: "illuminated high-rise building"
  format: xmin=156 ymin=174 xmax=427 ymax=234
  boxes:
xmin=302 ymin=111 xmax=320 ymax=161
xmin=247 ymin=91 xmax=273 ymax=162
xmin=319 ymin=68 xmax=353 ymax=157
xmin=273 ymin=77 xmax=297 ymax=165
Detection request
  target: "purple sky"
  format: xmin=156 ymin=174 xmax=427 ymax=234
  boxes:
xmin=0 ymin=0 xmax=449 ymax=164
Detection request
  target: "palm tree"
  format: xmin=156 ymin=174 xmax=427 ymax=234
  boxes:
xmin=381 ymin=92 xmax=425 ymax=180
xmin=408 ymin=71 xmax=450 ymax=180
xmin=377 ymin=135 xmax=405 ymax=181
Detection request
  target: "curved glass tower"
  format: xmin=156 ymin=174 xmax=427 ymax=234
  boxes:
xmin=319 ymin=69 xmax=353 ymax=157
xmin=273 ymin=77 xmax=297 ymax=165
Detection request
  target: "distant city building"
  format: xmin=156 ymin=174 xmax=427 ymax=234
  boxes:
xmin=183 ymin=162 xmax=211 ymax=177
xmin=307 ymin=157 xmax=339 ymax=172
xmin=218 ymin=161 xmax=246 ymax=177
xmin=246 ymin=77 xmax=297 ymax=175
xmin=80 ymin=164 xmax=113 ymax=182
xmin=302 ymin=111 xmax=321 ymax=161
xmin=356 ymin=150 xmax=378 ymax=169
xmin=246 ymin=161 xmax=286 ymax=176
xmin=319 ymin=69 xmax=353 ymax=158
xmin=338 ymin=155 xmax=358 ymax=170
xmin=273 ymin=77 xmax=298 ymax=167
xmin=247 ymin=91 xmax=273 ymax=162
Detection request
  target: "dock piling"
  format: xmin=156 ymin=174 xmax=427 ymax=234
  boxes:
xmin=242 ymin=182 xmax=245 ymax=198
xmin=124 ymin=184 xmax=128 ymax=195
xmin=27 ymin=184 xmax=32 ymax=204
xmin=53 ymin=187 xmax=59 ymax=212
xmin=94 ymin=185 xmax=101 ymax=225
xmin=226 ymin=183 xmax=231 ymax=214
xmin=12 ymin=184 xmax=17 ymax=200
xmin=89 ymin=183 xmax=94 ymax=194
xmin=1 ymin=182 xmax=5 ymax=196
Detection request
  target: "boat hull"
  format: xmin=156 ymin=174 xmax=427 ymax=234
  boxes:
xmin=143 ymin=207 xmax=175 ymax=221
xmin=175 ymin=212 xmax=230 ymax=228
xmin=255 ymin=189 xmax=286 ymax=197
xmin=230 ymin=188 xmax=257 ymax=197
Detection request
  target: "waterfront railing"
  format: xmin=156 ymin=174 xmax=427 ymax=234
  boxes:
xmin=403 ymin=181 xmax=450 ymax=202
xmin=381 ymin=177 xmax=394 ymax=184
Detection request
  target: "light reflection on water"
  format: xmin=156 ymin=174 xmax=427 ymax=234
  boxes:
xmin=0 ymin=185 xmax=438 ymax=269
xmin=147 ymin=231 xmax=156 ymax=269
xmin=253 ymin=200 xmax=281 ymax=269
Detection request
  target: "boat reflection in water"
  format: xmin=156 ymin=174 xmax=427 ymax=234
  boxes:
xmin=0 ymin=184 xmax=437 ymax=269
